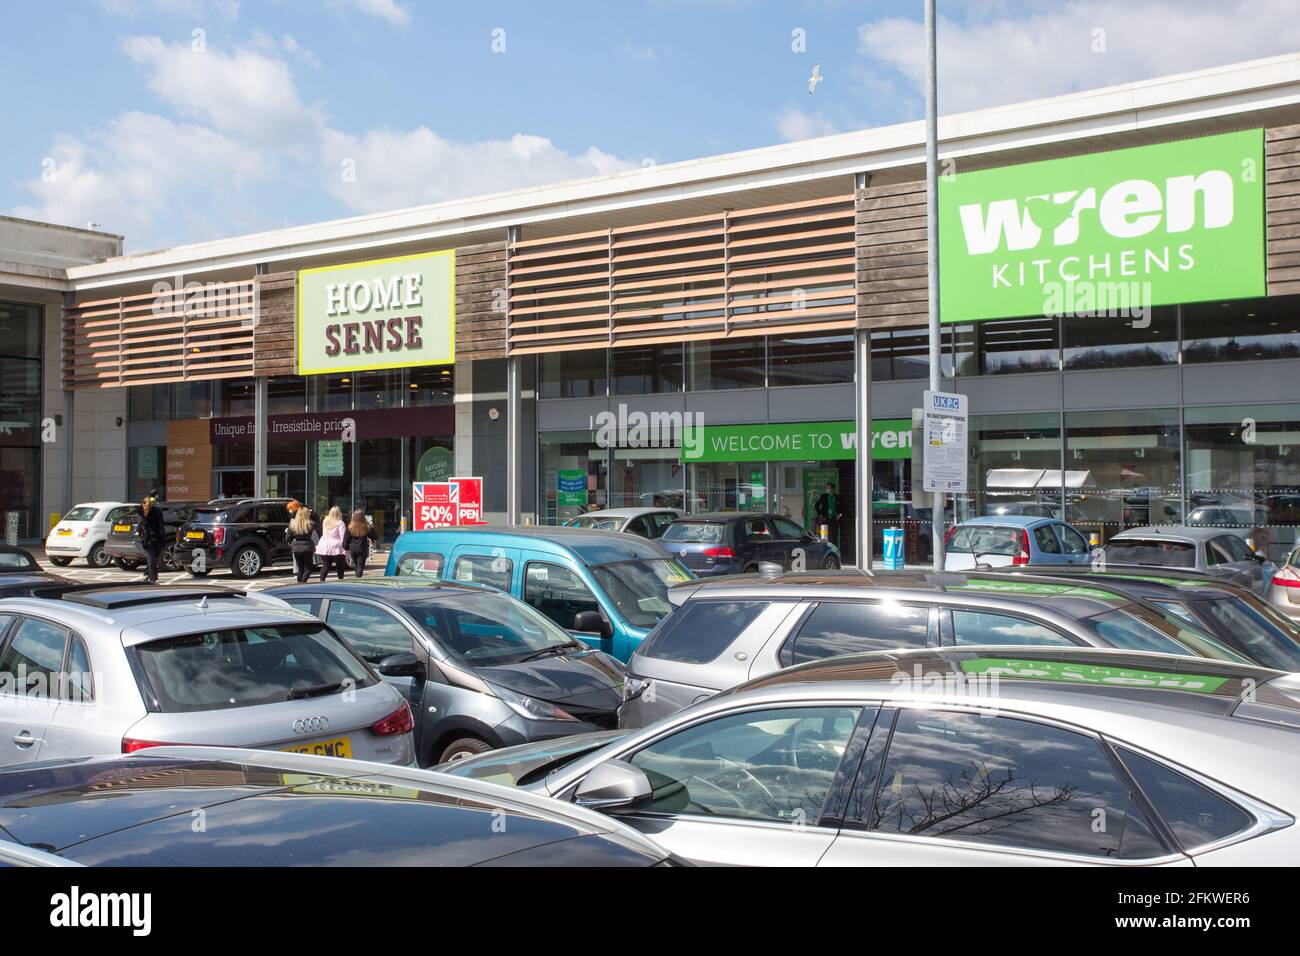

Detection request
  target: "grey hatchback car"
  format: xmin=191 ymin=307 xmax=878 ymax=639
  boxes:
xmin=619 ymin=570 xmax=1250 ymax=728
xmin=1101 ymin=525 xmax=1271 ymax=594
xmin=0 ymin=586 xmax=414 ymax=767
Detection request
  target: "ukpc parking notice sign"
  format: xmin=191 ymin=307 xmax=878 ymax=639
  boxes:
xmin=922 ymin=391 xmax=968 ymax=493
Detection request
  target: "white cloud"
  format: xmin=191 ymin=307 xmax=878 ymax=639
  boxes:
xmin=98 ymin=0 xmax=240 ymax=19
xmin=121 ymin=35 xmax=325 ymax=146
xmin=321 ymin=127 xmax=635 ymax=213
xmin=249 ymin=31 xmax=322 ymax=69
xmin=622 ymin=42 xmax=657 ymax=62
xmin=774 ymin=106 xmax=842 ymax=142
xmin=328 ymin=0 xmax=410 ymax=26
xmin=16 ymin=112 xmax=260 ymax=241
xmin=858 ymin=0 xmax=1300 ymax=115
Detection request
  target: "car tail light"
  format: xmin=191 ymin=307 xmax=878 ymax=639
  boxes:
xmin=213 ymin=526 xmax=225 ymax=546
xmin=372 ymin=702 xmax=414 ymax=737
xmin=1012 ymin=529 xmax=1032 ymax=566
xmin=945 ymin=526 xmax=957 ymax=545
xmin=703 ymin=546 xmax=735 ymax=558
xmin=1273 ymin=567 xmax=1300 ymax=589
xmin=122 ymin=737 xmax=179 ymax=754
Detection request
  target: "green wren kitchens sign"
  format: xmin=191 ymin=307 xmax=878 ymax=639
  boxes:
xmin=297 ymin=250 xmax=455 ymax=375
xmin=938 ymin=129 xmax=1265 ymax=323
xmin=683 ymin=419 xmax=912 ymax=463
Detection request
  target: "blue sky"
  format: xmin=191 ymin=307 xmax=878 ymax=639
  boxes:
xmin=4 ymin=0 xmax=1299 ymax=251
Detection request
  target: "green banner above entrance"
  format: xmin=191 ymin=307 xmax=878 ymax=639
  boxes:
xmin=938 ymin=128 xmax=1265 ymax=323
xmin=682 ymin=419 xmax=912 ymax=463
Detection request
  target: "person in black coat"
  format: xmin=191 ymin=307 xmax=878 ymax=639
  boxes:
xmin=137 ymin=497 xmax=166 ymax=584
xmin=341 ymin=510 xmax=378 ymax=578
xmin=286 ymin=504 xmax=319 ymax=584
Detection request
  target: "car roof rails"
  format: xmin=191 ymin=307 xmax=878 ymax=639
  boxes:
xmin=31 ymin=583 xmax=251 ymax=610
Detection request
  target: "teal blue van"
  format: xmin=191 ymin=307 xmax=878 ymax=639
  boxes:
xmin=385 ymin=527 xmax=694 ymax=662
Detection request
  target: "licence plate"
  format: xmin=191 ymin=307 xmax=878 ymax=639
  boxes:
xmin=282 ymin=736 xmax=352 ymax=758
xmin=57 ymin=528 xmax=72 ymax=536
xmin=186 ymin=531 xmax=205 ymax=540
xmin=113 ymin=524 xmax=132 ymax=533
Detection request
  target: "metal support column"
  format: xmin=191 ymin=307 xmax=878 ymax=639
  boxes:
xmin=853 ymin=171 xmax=872 ymax=571
xmin=253 ymin=263 xmax=268 ymax=498
xmin=505 ymin=226 xmax=521 ymax=525
xmin=924 ymin=0 xmax=945 ymax=571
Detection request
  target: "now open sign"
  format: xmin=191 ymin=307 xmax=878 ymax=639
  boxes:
xmin=413 ymin=477 xmax=485 ymax=529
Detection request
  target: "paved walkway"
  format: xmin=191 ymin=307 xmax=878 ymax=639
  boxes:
xmin=32 ymin=550 xmax=393 ymax=592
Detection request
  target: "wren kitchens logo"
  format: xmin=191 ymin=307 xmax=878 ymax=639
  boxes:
xmin=938 ymin=129 xmax=1265 ymax=323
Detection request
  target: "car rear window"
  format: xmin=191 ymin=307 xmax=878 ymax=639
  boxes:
xmin=1103 ymin=538 xmax=1195 ymax=568
xmin=946 ymin=526 xmax=1018 ymax=555
xmin=133 ymin=623 xmax=375 ymax=713
xmin=0 ymin=551 xmax=37 ymax=572
xmin=636 ymin=599 xmax=770 ymax=664
xmin=1116 ymin=747 xmax=1252 ymax=850
xmin=61 ymin=507 xmax=98 ymax=522
xmin=661 ymin=522 xmax=724 ymax=544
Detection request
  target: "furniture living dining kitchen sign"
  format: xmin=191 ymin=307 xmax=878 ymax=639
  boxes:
xmin=412 ymin=477 xmax=485 ymax=530
xmin=937 ymin=128 xmax=1266 ymax=323
xmin=296 ymin=250 xmax=455 ymax=375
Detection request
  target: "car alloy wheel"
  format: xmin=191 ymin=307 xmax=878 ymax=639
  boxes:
xmin=161 ymin=544 xmax=181 ymax=572
xmin=87 ymin=543 xmax=111 ymax=568
xmin=232 ymin=546 xmax=263 ymax=579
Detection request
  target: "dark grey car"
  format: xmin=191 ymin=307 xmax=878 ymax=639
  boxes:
xmin=618 ymin=569 xmax=1251 ymax=728
xmin=1101 ymin=525 xmax=1272 ymax=594
xmin=270 ymin=579 xmax=626 ymax=765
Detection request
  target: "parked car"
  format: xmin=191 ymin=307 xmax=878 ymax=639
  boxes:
xmin=173 ymin=497 xmax=295 ymax=578
xmin=944 ymin=516 xmax=1092 ymax=570
xmin=448 ymin=646 xmax=1300 ymax=866
xmin=0 ymin=546 xmax=71 ymax=599
xmin=618 ymin=569 xmax=1250 ymax=728
xmin=998 ymin=567 xmax=1300 ymax=672
xmin=44 ymin=501 xmax=135 ymax=568
xmin=659 ymin=512 xmax=841 ymax=577
xmin=564 ymin=507 xmax=682 ymax=539
xmin=985 ymin=500 xmax=1091 ymax=524
xmin=269 ymin=579 xmax=626 ymax=764
xmin=0 ymin=748 xmax=679 ymax=867
xmin=1100 ymin=525 xmax=1271 ymax=594
xmin=104 ymin=499 xmax=203 ymax=572
xmin=1185 ymin=505 xmax=1269 ymax=528
xmin=386 ymin=527 xmax=693 ymax=662
xmin=1268 ymin=542 xmax=1300 ymax=621
xmin=0 ymin=585 xmax=414 ymax=768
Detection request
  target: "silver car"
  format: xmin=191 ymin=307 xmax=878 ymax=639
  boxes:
xmin=452 ymin=646 xmax=1300 ymax=866
xmin=1101 ymin=525 xmax=1272 ymax=594
xmin=0 ymin=585 xmax=414 ymax=767
xmin=1266 ymin=542 xmax=1300 ymax=621
xmin=564 ymin=508 xmax=682 ymax=539
xmin=619 ymin=570 xmax=1250 ymax=729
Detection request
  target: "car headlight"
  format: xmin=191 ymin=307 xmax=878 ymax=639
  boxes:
xmin=488 ymin=683 xmax=577 ymax=722
xmin=622 ymin=675 xmax=651 ymax=703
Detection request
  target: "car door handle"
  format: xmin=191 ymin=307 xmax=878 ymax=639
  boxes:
xmin=12 ymin=732 xmax=37 ymax=747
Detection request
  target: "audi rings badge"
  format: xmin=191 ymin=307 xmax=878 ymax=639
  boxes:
xmin=292 ymin=716 xmax=330 ymax=736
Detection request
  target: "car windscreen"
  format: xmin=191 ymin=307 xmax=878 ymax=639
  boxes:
xmin=1190 ymin=597 xmax=1300 ymax=671
xmin=406 ymin=591 xmax=577 ymax=666
xmin=0 ymin=551 xmax=37 ymax=572
xmin=1102 ymin=539 xmax=1195 ymax=568
xmin=569 ymin=516 xmax=623 ymax=531
xmin=133 ymin=623 xmax=376 ymax=713
xmin=590 ymin=559 xmax=691 ymax=628
xmin=61 ymin=507 xmax=98 ymax=522
xmin=661 ymin=522 xmax=724 ymax=544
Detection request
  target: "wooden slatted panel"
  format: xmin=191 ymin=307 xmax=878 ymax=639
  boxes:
xmin=454 ymin=240 xmax=508 ymax=362
xmin=506 ymin=194 xmax=856 ymax=354
xmin=63 ymin=279 xmax=256 ymax=388
xmin=1267 ymin=124 xmax=1300 ymax=296
xmin=855 ymin=177 xmax=929 ymax=330
xmin=253 ymin=271 xmax=295 ymax=377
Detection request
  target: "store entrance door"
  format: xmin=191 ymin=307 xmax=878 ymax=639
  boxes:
xmin=216 ymin=469 xmax=306 ymax=502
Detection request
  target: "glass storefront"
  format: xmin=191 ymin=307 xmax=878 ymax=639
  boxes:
xmin=0 ymin=302 xmax=42 ymax=541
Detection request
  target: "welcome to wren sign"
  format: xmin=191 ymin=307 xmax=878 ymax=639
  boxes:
xmin=938 ymin=129 xmax=1265 ymax=323
xmin=296 ymin=250 xmax=455 ymax=375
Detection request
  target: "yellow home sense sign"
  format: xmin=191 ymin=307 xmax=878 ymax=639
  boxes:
xmin=296 ymin=250 xmax=455 ymax=375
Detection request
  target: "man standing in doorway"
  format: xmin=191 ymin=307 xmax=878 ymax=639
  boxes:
xmin=815 ymin=481 xmax=841 ymax=549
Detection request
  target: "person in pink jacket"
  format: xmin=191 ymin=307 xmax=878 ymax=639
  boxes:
xmin=315 ymin=506 xmax=347 ymax=581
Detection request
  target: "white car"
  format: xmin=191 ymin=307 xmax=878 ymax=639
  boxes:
xmin=45 ymin=502 xmax=135 ymax=568
xmin=563 ymin=507 xmax=682 ymax=539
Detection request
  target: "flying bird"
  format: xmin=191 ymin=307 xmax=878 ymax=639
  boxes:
xmin=808 ymin=63 xmax=823 ymax=95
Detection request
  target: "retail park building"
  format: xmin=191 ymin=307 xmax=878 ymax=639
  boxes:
xmin=4 ymin=53 xmax=1300 ymax=566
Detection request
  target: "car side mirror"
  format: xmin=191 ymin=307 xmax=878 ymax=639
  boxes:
xmin=375 ymin=652 xmax=424 ymax=680
xmin=573 ymin=759 xmax=653 ymax=814
xmin=573 ymin=610 xmax=612 ymax=638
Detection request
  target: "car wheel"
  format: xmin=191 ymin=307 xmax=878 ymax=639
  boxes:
xmin=114 ymin=557 xmax=143 ymax=571
xmin=161 ymin=544 xmax=181 ymax=572
xmin=438 ymin=737 xmax=492 ymax=764
xmin=87 ymin=543 xmax=111 ymax=569
xmin=822 ymin=556 xmax=840 ymax=570
xmin=230 ymin=545 xmax=265 ymax=579
xmin=49 ymin=556 xmax=72 ymax=567
xmin=742 ymin=564 xmax=759 ymax=574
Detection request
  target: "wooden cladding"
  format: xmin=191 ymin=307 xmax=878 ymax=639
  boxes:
xmin=505 ymin=194 xmax=857 ymax=354
xmin=63 ymin=279 xmax=256 ymax=388
xmin=855 ymin=178 xmax=928 ymax=330
xmin=253 ymin=271 xmax=294 ymax=378
xmin=454 ymin=241 xmax=508 ymax=361
xmin=1266 ymin=123 xmax=1300 ymax=297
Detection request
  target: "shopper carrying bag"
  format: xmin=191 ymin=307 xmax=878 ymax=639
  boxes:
xmin=342 ymin=510 xmax=378 ymax=578
xmin=315 ymin=506 xmax=347 ymax=581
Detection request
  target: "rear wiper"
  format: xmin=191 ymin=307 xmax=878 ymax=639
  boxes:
xmin=287 ymin=681 xmax=344 ymax=700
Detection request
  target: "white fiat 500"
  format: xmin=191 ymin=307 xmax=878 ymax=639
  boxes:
xmin=45 ymin=502 xmax=135 ymax=568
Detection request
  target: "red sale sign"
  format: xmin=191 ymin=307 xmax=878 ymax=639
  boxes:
xmin=413 ymin=477 xmax=485 ymax=529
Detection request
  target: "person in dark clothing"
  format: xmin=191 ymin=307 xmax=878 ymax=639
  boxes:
xmin=137 ymin=496 xmax=166 ymax=584
xmin=286 ymin=504 xmax=319 ymax=584
xmin=342 ymin=510 xmax=378 ymax=578
xmin=814 ymin=481 xmax=841 ymax=548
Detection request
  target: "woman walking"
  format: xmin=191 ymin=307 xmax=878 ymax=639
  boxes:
xmin=287 ymin=504 xmax=319 ymax=584
xmin=138 ymin=496 xmax=165 ymax=584
xmin=342 ymin=510 xmax=378 ymax=577
xmin=315 ymin=506 xmax=347 ymax=582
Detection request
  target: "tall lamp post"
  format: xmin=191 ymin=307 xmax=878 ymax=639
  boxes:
xmin=924 ymin=0 xmax=945 ymax=571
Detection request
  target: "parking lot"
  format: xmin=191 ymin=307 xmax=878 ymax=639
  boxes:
xmin=31 ymin=548 xmax=393 ymax=591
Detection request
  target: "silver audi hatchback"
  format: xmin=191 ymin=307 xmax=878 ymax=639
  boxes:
xmin=0 ymin=586 xmax=414 ymax=767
